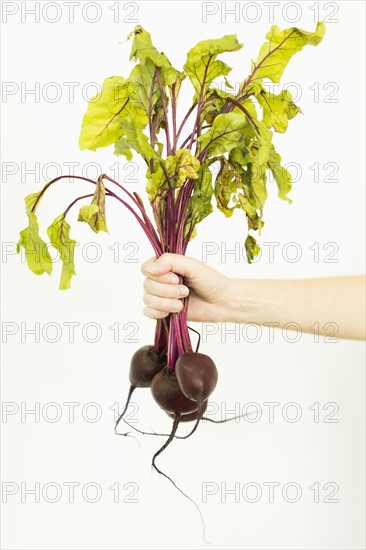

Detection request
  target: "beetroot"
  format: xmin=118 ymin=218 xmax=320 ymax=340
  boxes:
xmin=175 ymin=352 xmax=218 ymax=402
xmin=151 ymin=367 xmax=199 ymax=415
xmin=167 ymin=400 xmax=207 ymax=422
xmin=115 ymin=345 xmax=166 ymax=431
xmin=129 ymin=345 xmax=165 ymax=387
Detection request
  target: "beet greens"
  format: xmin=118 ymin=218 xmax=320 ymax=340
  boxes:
xmin=18 ymin=22 xmax=325 ymax=371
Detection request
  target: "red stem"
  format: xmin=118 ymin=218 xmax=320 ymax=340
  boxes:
xmin=175 ymin=102 xmax=197 ymax=146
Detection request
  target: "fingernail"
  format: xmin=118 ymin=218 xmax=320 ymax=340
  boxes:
xmin=178 ymin=287 xmax=189 ymax=297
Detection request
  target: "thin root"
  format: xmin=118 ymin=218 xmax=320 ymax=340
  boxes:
xmin=152 ymin=415 xmax=208 ymax=543
xmin=117 ymin=414 xmax=201 ymax=440
xmin=114 ymin=385 xmax=136 ymax=433
xmin=201 ymin=409 xmax=256 ymax=424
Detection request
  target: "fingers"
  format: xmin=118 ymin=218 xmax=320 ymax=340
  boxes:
xmin=141 ymin=256 xmax=180 ymax=284
xmin=143 ymin=293 xmax=184 ymax=316
xmin=143 ymin=307 xmax=170 ymax=320
xmin=143 ymin=278 xmax=189 ymax=299
xmin=142 ymin=253 xmax=198 ymax=280
xmin=141 ymin=254 xmax=194 ymax=320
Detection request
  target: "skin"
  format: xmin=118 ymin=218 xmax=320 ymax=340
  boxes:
xmin=142 ymin=253 xmax=366 ymax=341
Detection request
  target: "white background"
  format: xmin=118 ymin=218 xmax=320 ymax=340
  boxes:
xmin=1 ymin=1 xmax=365 ymax=549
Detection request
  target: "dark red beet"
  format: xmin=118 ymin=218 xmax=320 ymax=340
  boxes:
xmin=175 ymin=352 xmax=218 ymax=401
xmin=167 ymin=400 xmax=207 ymax=422
xmin=129 ymin=345 xmax=165 ymax=388
xmin=151 ymin=367 xmax=199 ymax=415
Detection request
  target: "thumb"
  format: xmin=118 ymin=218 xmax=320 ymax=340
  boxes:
xmin=144 ymin=253 xmax=196 ymax=278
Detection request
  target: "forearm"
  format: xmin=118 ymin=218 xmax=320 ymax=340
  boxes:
xmin=221 ymin=276 xmax=366 ymax=340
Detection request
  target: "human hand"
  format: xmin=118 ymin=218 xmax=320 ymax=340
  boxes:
xmin=141 ymin=253 xmax=231 ymax=322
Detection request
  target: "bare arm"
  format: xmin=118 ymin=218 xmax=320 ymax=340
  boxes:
xmin=142 ymin=254 xmax=366 ymax=341
xmin=223 ymin=276 xmax=365 ymax=340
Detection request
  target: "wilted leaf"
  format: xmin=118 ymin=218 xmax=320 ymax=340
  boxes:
xmin=47 ymin=215 xmax=76 ymax=289
xmin=257 ymin=87 xmax=302 ymax=133
xmin=245 ymin=234 xmax=260 ymax=263
xmin=197 ymin=112 xmax=248 ymax=157
xmin=267 ymin=145 xmax=293 ymax=202
xmin=166 ymin=149 xmax=200 ymax=187
xmin=79 ymin=76 xmax=147 ymax=151
xmin=184 ymin=35 xmax=243 ymax=96
xmin=186 ymin=163 xmax=214 ymax=232
xmin=78 ymin=178 xmax=108 ymax=233
xmin=249 ymin=22 xmax=326 ymax=84
xmin=128 ymin=25 xmax=183 ymax=87
xmin=17 ymin=192 xmax=52 ymax=277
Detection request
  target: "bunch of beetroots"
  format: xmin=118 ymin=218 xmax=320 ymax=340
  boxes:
xmin=116 ymin=345 xmax=217 ymax=429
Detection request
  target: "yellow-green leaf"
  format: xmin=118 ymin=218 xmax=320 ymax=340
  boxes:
xmin=197 ymin=112 xmax=248 ymax=157
xmin=166 ymin=149 xmax=200 ymax=187
xmin=79 ymin=76 xmax=147 ymax=151
xmin=113 ymin=138 xmax=133 ymax=160
xmin=120 ymin=115 xmax=158 ymax=162
xmin=267 ymin=145 xmax=292 ymax=202
xmin=184 ymin=35 xmax=243 ymax=96
xmin=245 ymin=234 xmax=260 ymax=263
xmin=17 ymin=192 xmax=52 ymax=277
xmin=185 ymin=163 xmax=213 ymax=233
xmin=214 ymin=159 xmax=242 ymax=217
xmin=257 ymin=88 xmax=302 ymax=133
xmin=47 ymin=215 xmax=76 ymax=290
xmin=250 ymin=22 xmax=326 ymax=84
xmin=127 ymin=26 xmax=183 ymax=87
xmin=78 ymin=178 xmax=108 ymax=233
xmin=78 ymin=204 xmax=99 ymax=224
xmin=18 ymin=211 xmax=52 ymax=276
xmin=146 ymin=163 xmax=165 ymax=202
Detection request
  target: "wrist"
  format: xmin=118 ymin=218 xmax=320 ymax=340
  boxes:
xmin=218 ymin=278 xmax=283 ymax=325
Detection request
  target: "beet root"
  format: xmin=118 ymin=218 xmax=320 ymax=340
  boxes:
xmin=175 ymin=352 xmax=218 ymax=402
xmin=151 ymin=367 xmax=199 ymax=415
xmin=115 ymin=345 xmax=166 ymax=432
xmin=167 ymin=399 xmax=208 ymax=422
xmin=129 ymin=345 xmax=165 ymax=388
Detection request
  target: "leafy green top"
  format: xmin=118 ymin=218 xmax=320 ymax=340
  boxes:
xmin=18 ymin=22 xmax=325 ymax=288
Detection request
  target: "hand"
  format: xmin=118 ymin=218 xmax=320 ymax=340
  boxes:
xmin=141 ymin=253 xmax=230 ymax=322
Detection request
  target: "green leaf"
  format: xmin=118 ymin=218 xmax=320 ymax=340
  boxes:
xmin=245 ymin=234 xmax=260 ymax=263
xmin=17 ymin=192 xmax=52 ymax=277
xmin=227 ymin=120 xmax=272 ymax=213
xmin=214 ymin=159 xmax=242 ymax=217
xmin=201 ymin=87 xmax=237 ymax=125
xmin=113 ymin=138 xmax=133 ymax=160
xmin=184 ymin=35 xmax=243 ymax=96
xmin=267 ymin=145 xmax=292 ymax=202
xmin=47 ymin=215 xmax=76 ymax=290
xmin=78 ymin=178 xmax=108 ymax=233
xmin=127 ymin=26 xmax=183 ymax=87
xmin=243 ymin=166 xmax=268 ymax=214
xmin=18 ymin=213 xmax=52 ymax=276
xmin=185 ymin=163 xmax=214 ymax=234
xmin=79 ymin=76 xmax=147 ymax=151
xmin=166 ymin=149 xmax=200 ymax=187
xmin=146 ymin=163 xmax=165 ymax=202
xmin=257 ymin=87 xmax=302 ymax=133
xmin=128 ymin=59 xmax=162 ymax=115
xmin=78 ymin=204 xmax=99 ymax=223
xmin=250 ymin=22 xmax=326 ymax=84
xmin=236 ymin=194 xmax=262 ymax=226
xmin=197 ymin=112 xmax=249 ymax=157
xmin=214 ymin=159 xmax=264 ymax=233
xmin=119 ymin=115 xmax=158 ymax=162
xmin=24 ymin=191 xmax=43 ymax=213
